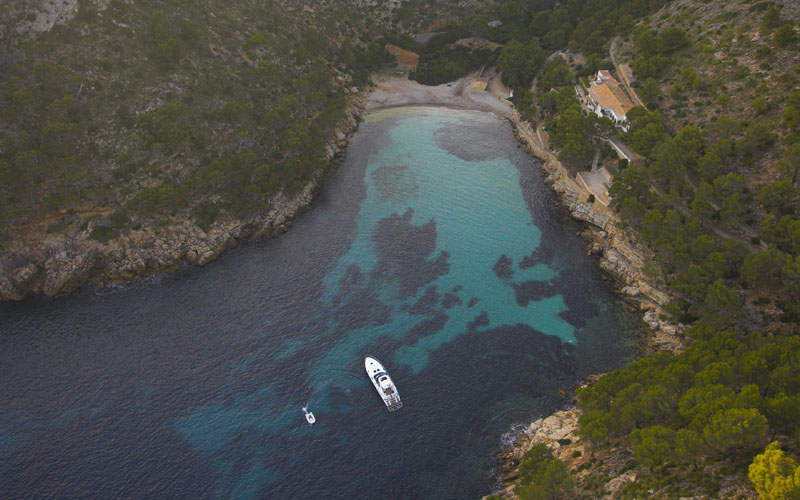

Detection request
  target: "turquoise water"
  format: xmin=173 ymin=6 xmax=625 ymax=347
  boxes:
xmin=0 ymin=106 xmax=642 ymax=499
xmin=317 ymin=108 xmax=573 ymax=381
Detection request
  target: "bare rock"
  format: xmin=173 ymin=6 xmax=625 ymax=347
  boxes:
xmin=0 ymin=261 xmax=43 ymax=300
xmin=42 ymin=245 xmax=100 ymax=296
xmin=604 ymin=470 xmax=637 ymax=496
xmin=636 ymin=282 xmax=671 ymax=306
xmin=588 ymin=242 xmax=604 ymax=255
xmin=643 ymin=309 xmax=661 ymax=329
xmin=620 ymin=285 xmax=640 ymax=297
xmin=526 ymin=409 xmax=581 ymax=447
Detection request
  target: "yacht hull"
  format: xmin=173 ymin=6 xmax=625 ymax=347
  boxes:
xmin=365 ymin=356 xmax=403 ymax=412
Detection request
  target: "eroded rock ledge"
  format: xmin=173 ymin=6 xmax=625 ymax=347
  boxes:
xmin=488 ymin=407 xmax=639 ymax=500
xmin=511 ymin=117 xmax=684 ymax=354
xmin=483 ymin=116 xmax=688 ymax=500
xmin=0 ymin=100 xmax=365 ymax=301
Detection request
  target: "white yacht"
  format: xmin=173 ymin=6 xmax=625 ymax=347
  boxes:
xmin=364 ymin=356 xmax=403 ymax=412
xmin=302 ymin=407 xmax=315 ymax=425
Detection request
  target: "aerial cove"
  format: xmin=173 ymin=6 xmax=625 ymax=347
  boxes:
xmin=0 ymin=99 xmax=644 ymax=499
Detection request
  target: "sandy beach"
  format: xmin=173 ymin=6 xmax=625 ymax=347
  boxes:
xmin=366 ymin=70 xmax=514 ymax=117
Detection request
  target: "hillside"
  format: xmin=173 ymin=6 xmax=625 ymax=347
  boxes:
xmin=610 ymin=0 xmax=800 ymax=330
xmin=0 ymin=0 xmax=494 ymax=300
xmin=0 ymin=0 xmax=409 ymax=298
xmin=483 ymin=0 xmax=800 ymax=498
xmin=3 ymin=0 xmax=800 ymax=497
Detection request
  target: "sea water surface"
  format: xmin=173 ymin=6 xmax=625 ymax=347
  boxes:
xmin=0 ymin=107 xmax=642 ymax=499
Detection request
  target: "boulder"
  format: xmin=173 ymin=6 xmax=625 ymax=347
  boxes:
xmin=621 ymin=285 xmax=640 ymax=297
xmin=643 ymin=309 xmax=660 ymax=330
xmin=605 ymin=470 xmax=637 ymax=496
xmin=526 ymin=409 xmax=581 ymax=447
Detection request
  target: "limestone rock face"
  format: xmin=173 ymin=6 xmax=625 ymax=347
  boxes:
xmin=9 ymin=0 xmax=79 ymax=35
xmin=604 ymin=470 xmax=637 ymax=496
xmin=348 ymin=0 xmax=401 ymax=9
xmin=41 ymin=239 xmax=101 ymax=296
xmin=620 ymin=285 xmax=640 ymax=297
xmin=0 ymin=101 xmax=364 ymax=301
xmin=524 ymin=123 xmax=684 ymax=352
xmin=526 ymin=409 xmax=580 ymax=445
xmin=493 ymin=408 xmax=584 ymax=499
xmin=0 ymin=260 xmax=42 ymax=301
xmin=2 ymin=0 xmax=109 ymax=37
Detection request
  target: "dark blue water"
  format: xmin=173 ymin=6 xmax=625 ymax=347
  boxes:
xmin=0 ymin=107 xmax=642 ymax=499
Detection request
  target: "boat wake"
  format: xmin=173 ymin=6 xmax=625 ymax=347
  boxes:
xmin=302 ymin=407 xmax=316 ymax=425
xmin=499 ymin=422 xmax=529 ymax=449
xmin=92 ymin=274 xmax=164 ymax=296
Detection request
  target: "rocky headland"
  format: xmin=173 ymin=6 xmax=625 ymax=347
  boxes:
xmin=0 ymin=71 xmax=511 ymax=302
xmin=0 ymin=98 xmax=365 ymax=301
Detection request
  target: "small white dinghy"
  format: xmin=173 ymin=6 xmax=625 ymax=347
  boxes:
xmin=302 ymin=407 xmax=316 ymax=425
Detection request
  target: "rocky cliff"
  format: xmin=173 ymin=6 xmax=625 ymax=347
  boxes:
xmin=511 ymin=118 xmax=684 ymax=354
xmin=0 ymin=100 xmax=365 ymax=300
xmin=480 ymin=116 xmax=688 ymax=500
xmin=490 ymin=408 xmax=640 ymax=500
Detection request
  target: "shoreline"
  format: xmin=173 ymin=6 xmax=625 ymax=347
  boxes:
xmin=361 ymin=73 xmax=687 ymax=499
xmin=362 ymin=73 xmax=688 ymax=498
xmin=0 ymin=96 xmax=367 ymax=301
xmin=368 ymin=73 xmax=684 ymax=352
xmin=366 ymin=72 xmax=514 ymax=116
xmin=1 ymin=72 xmax=503 ymax=302
xmin=0 ymin=69 xmax=685 ymax=496
xmin=507 ymin=115 xmax=684 ymax=353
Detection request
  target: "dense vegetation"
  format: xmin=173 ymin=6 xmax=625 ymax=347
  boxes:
xmin=592 ymin=3 xmax=800 ymax=494
xmin=488 ymin=445 xmax=574 ymax=500
xmin=409 ymin=30 xmax=498 ymax=86
xmin=475 ymin=0 xmax=800 ymax=498
xmin=2 ymin=0 xmax=800 ymax=496
xmin=578 ymin=326 xmax=799 ymax=497
xmin=492 ymin=0 xmax=668 ymax=88
xmin=0 ymin=0 xmax=394 ymax=245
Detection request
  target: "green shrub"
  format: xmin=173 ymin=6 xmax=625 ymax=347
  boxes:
xmin=89 ymin=223 xmax=117 ymax=242
xmin=516 ymin=445 xmax=574 ymax=500
xmin=774 ymin=25 xmax=797 ymax=48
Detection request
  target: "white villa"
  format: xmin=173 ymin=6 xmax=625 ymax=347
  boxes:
xmin=585 ymin=70 xmax=635 ymax=131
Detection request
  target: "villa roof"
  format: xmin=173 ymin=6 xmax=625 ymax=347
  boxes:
xmin=597 ymin=70 xmax=614 ymax=80
xmin=589 ymin=81 xmax=635 ymax=118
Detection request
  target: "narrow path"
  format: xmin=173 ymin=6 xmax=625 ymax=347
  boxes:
xmin=682 ymin=172 xmax=762 ymax=242
xmin=607 ymin=136 xmax=640 ymax=162
xmin=649 ymin=183 xmax=760 ymax=252
xmin=610 ymin=37 xmax=646 ymax=109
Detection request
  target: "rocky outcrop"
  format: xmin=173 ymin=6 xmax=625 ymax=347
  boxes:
xmin=0 ymin=100 xmax=365 ymax=301
xmin=490 ymin=409 xmax=582 ymax=498
xmin=1 ymin=0 xmax=110 ymax=38
xmin=483 ymin=116 xmax=689 ymax=500
xmin=510 ymin=117 xmax=684 ymax=353
xmin=489 ymin=407 xmax=637 ymax=500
